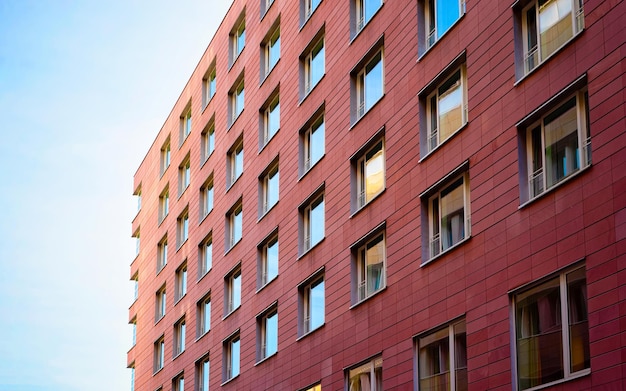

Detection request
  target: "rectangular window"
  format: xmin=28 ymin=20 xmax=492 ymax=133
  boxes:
xmin=157 ymin=236 xmax=168 ymax=273
xmin=200 ymin=174 xmax=214 ymax=219
xmin=173 ymin=374 xmax=184 ymax=391
xmin=159 ymin=186 xmax=169 ymax=223
xmin=355 ymin=48 xmax=384 ymax=119
xmin=262 ymin=24 xmax=280 ymax=77
xmin=225 ymin=267 xmax=242 ymax=315
xmin=302 ymin=193 xmax=324 ymax=253
xmin=197 ymin=356 xmax=210 ymax=391
xmin=302 ymin=36 xmax=325 ymax=96
xmin=130 ymin=365 xmax=135 ymax=391
xmin=160 ymin=137 xmax=171 ymax=175
xmin=130 ymin=317 xmax=137 ymax=346
xmin=177 ymin=209 xmax=189 ymax=248
xmin=517 ymin=0 xmax=584 ymax=77
xmin=201 ymin=120 xmax=215 ymax=163
xmin=258 ymin=306 xmax=278 ymax=361
xmin=261 ymin=163 xmax=279 ymax=215
xmin=155 ymin=285 xmax=166 ymax=321
xmin=197 ymin=293 xmax=211 ymax=337
xmin=354 ymin=138 xmax=385 ymax=209
xmin=227 ymin=202 xmax=243 ymax=250
xmin=174 ymin=317 xmax=186 ymax=356
xmin=416 ymin=318 xmax=467 ymax=391
xmin=261 ymin=0 xmax=275 ymax=16
xmin=228 ymin=138 xmax=244 ymax=187
xmin=231 ymin=17 xmax=246 ymax=64
xmin=133 ymin=229 xmax=140 ymax=256
xmin=199 ymin=234 xmax=213 ymax=278
xmin=513 ymin=265 xmax=590 ymax=390
xmin=178 ymin=155 xmax=191 ymax=196
xmin=259 ymin=234 xmax=279 ymax=288
xmin=180 ymin=105 xmax=192 ymax=144
xmin=421 ymin=0 xmax=465 ymax=52
xmin=303 ymin=0 xmax=322 ymax=21
xmin=353 ymin=231 xmax=386 ymax=303
xmin=134 ymin=186 xmax=141 ymax=212
xmin=203 ymin=64 xmax=216 ymax=108
xmin=131 ymin=273 xmax=138 ymax=302
xmin=301 ymin=113 xmax=325 ymax=174
xmin=175 ymin=262 xmax=187 ymax=301
xmin=262 ymin=95 xmax=280 ymax=145
xmin=224 ymin=332 xmax=241 ymax=381
xmin=300 ymin=273 xmax=324 ymax=335
xmin=520 ymin=88 xmax=590 ymax=203
xmin=355 ymin=0 xmax=382 ymax=33
xmin=347 ymin=356 xmax=383 ymax=391
xmin=154 ymin=337 xmax=165 ymax=373
xmin=230 ymin=77 xmax=245 ymax=124
xmin=423 ymin=65 xmax=467 ymax=154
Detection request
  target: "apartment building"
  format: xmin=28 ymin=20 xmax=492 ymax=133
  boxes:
xmin=128 ymin=0 xmax=625 ymax=389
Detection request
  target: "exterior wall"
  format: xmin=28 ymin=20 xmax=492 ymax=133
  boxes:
xmin=129 ymin=0 xmax=626 ymax=390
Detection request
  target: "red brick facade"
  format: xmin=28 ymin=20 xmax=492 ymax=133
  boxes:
xmin=129 ymin=0 xmax=626 ymax=390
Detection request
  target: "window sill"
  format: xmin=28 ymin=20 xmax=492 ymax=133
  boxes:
xmin=514 ymin=30 xmax=584 ymax=87
xmin=224 ymin=239 xmax=241 ymax=256
xmin=349 ymin=286 xmax=387 ymax=310
xmin=417 ymin=14 xmax=465 ymax=62
xmin=421 ymin=235 xmax=471 ymax=267
xmin=518 ymin=369 xmax=590 ymax=391
xmin=172 ymin=350 xmax=185 ymax=361
xmin=258 ymin=201 xmax=279 ymax=222
xmin=228 ymin=110 xmax=244 ymax=131
xmin=153 ymin=367 xmax=164 ymax=376
xmin=296 ymin=323 xmax=325 ymax=342
xmin=297 ymin=237 xmax=325 ymax=260
xmin=418 ymin=122 xmax=468 ymax=163
xmin=154 ymin=316 xmax=165 ymax=326
xmin=255 ymin=352 xmax=277 ymax=366
xmin=299 ymin=5 xmax=321 ymax=31
xmin=197 ymin=269 xmax=211 ymax=283
xmin=200 ymin=151 xmax=213 ymax=169
xmin=176 ymin=239 xmax=187 ymax=252
xmin=350 ymin=189 xmax=385 ymax=218
xmin=519 ymin=164 xmax=591 ymax=209
xmin=350 ymin=94 xmax=384 ymax=129
xmin=195 ymin=330 xmax=210 ymax=342
xmin=199 ymin=209 xmax=212 ymax=225
xmin=256 ymin=276 xmax=278 ymax=294
xmin=349 ymin=4 xmax=384 ymax=44
xmin=299 ymin=75 xmax=325 ymax=106
xmin=222 ymin=306 xmax=240 ymax=321
xmin=227 ymin=174 xmax=242 ymax=192
xmin=229 ymin=50 xmax=244 ymax=72
xmin=260 ymin=61 xmax=279 ymax=87
xmin=221 ymin=374 xmax=239 ymax=386
xmin=298 ymin=155 xmax=324 ymax=181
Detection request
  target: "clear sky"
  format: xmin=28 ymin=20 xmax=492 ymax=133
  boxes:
xmin=0 ymin=1 xmax=232 ymax=390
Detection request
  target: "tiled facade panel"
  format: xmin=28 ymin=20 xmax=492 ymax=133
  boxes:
xmin=129 ymin=0 xmax=625 ymax=390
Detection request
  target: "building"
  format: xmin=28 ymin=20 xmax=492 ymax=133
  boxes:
xmin=127 ymin=0 xmax=625 ymax=390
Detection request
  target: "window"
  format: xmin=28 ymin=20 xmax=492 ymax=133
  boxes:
xmin=301 ymin=192 xmax=324 ymax=253
xmin=157 ymin=236 xmax=168 ymax=272
xmin=130 ymin=365 xmax=135 ymax=391
xmin=259 ymin=233 xmax=279 ymax=288
xmin=201 ymin=120 xmax=215 ymax=163
xmin=196 ymin=356 xmax=210 ymax=391
xmin=260 ymin=162 xmax=279 ymax=215
xmin=154 ymin=336 xmax=165 ymax=373
xmin=197 ymin=293 xmax=211 ymax=337
xmin=180 ymin=104 xmax=192 ymax=144
xmin=512 ymin=265 xmax=590 ymax=390
xmin=346 ymin=356 xmax=383 ymax=391
xmin=155 ymin=285 xmax=166 ymax=321
xmin=518 ymin=87 xmax=590 ymax=203
xmin=160 ymin=137 xmax=171 ymax=175
xmin=203 ymin=64 xmax=216 ymax=108
xmin=303 ymin=0 xmax=322 ymax=22
xmin=177 ymin=208 xmax=189 ymax=248
xmin=199 ymin=234 xmax=213 ymax=278
xmin=515 ymin=0 xmax=584 ymax=77
xmin=175 ymin=262 xmax=187 ymax=301
xmin=200 ymin=174 xmax=214 ymax=219
xmin=352 ymin=230 xmax=386 ymax=304
xmin=262 ymin=23 xmax=280 ymax=78
xmin=355 ymin=0 xmax=383 ymax=34
xmin=230 ymin=16 xmax=246 ymax=64
xmin=134 ymin=186 xmax=141 ymax=212
xmin=353 ymin=137 xmax=385 ymax=210
xmin=225 ymin=266 xmax=242 ymax=315
xmin=173 ymin=374 xmax=184 ymax=391
xmin=130 ymin=317 xmax=137 ymax=346
xmin=420 ymin=0 xmax=465 ymax=53
xmin=299 ymin=272 xmax=324 ymax=335
xmin=354 ymin=47 xmax=384 ymax=119
xmin=224 ymin=332 xmax=241 ymax=381
xmin=174 ymin=317 xmax=186 ymax=356
xmin=257 ymin=305 xmax=278 ymax=361
xmin=159 ymin=186 xmax=169 ymax=223
xmin=421 ymin=168 xmax=470 ymax=262
xmin=420 ymin=63 xmax=468 ymax=155
xmin=229 ymin=77 xmax=245 ymax=124
xmin=261 ymin=0 xmax=275 ymax=16
xmin=226 ymin=201 xmax=243 ymax=250
xmin=301 ymin=112 xmax=325 ymax=174
xmin=228 ymin=138 xmax=244 ymax=187
xmin=302 ymin=35 xmax=325 ymax=96
xmin=416 ymin=318 xmax=467 ymax=391
xmin=132 ymin=229 xmax=140 ymax=256
xmin=131 ymin=273 xmax=138 ymax=301
xmin=261 ymin=94 xmax=280 ymax=146
xmin=179 ymin=155 xmax=191 ymax=195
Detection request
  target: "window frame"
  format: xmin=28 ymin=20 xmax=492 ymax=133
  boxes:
xmin=175 ymin=261 xmax=188 ymax=302
xmin=351 ymin=227 xmax=387 ymax=305
xmin=177 ymin=208 xmax=190 ymax=248
xmin=157 ymin=235 xmax=168 ymax=273
xmin=201 ymin=118 xmax=215 ymax=164
xmin=300 ymin=109 xmax=325 ymax=176
xmin=227 ymin=137 xmax=244 ymax=188
xmin=354 ymin=0 xmax=383 ymax=35
xmin=261 ymin=93 xmax=280 ymax=147
xmin=178 ymin=154 xmax=191 ymax=196
xmin=510 ymin=263 xmax=590 ymax=390
xmin=257 ymin=303 xmax=279 ymax=362
xmin=158 ymin=185 xmax=169 ymax=224
xmin=202 ymin=62 xmax=217 ymax=109
xmin=225 ymin=265 xmax=242 ymax=316
xmin=154 ymin=336 xmax=165 ymax=373
xmin=197 ymin=292 xmax=212 ymax=338
xmin=155 ymin=284 xmax=166 ymax=322
xmin=230 ymin=15 xmax=246 ymax=65
xmin=180 ymin=104 xmax=192 ymax=145
xmin=174 ymin=317 xmax=186 ymax=357
xmin=226 ymin=200 xmax=243 ymax=251
xmin=262 ymin=20 xmax=281 ymax=78
xmin=229 ymin=75 xmax=245 ymax=126
xmin=300 ymin=190 xmax=325 ymax=254
xmin=345 ymin=356 xmax=383 ymax=391
xmin=223 ymin=331 xmax=241 ymax=382
xmin=418 ymin=0 xmax=466 ymax=56
xmin=198 ymin=233 xmax=213 ymax=279
xmin=260 ymin=160 xmax=280 ymax=217
xmin=160 ymin=137 xmax=171 ymax=176
xmin=196 ymin=354 xmax=210 ymax=391
xmin=354 ymin=47 xmax=384 ymax=121
xmin=302 ymin=0 xmax=322 ymax=24
xmin=301 ymin=32 xmax=325 ymax=98
xmin=258 ymin=231 xmax=279 ymax=289
xmin=352 ymin=133 xmax=385 ymax=211
xmin=173 ymin=373 xmax=184 ymax=391
xmin=298 ymin=269 xmax=325 ymax=337
xmin=200 ymin=174 xmax=214 ymax=220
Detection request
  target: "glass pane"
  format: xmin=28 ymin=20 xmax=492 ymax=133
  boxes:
xmin=364 ymin=53 xmax=383 ymax=111
xmin=364 ymin=0 xmax=382 ymax=23
xmin=204 ymin=299 xmax=211 ymax=332
xmin=268 ymin=169 xmax=279 ymax=207
xmin=266 ymin=238 xmax=279 ymax=282
xmin=268 ymin=101 xmax=280 ymax=138
xmin=365 ymin=142 xmax=384 ymax=202
xmin=231 ymin=339 xmax=240 ymax=377
xmin=438 ymin=71 xmax=463 ymax=141
xmin=419 ymin=328 xmax=450 ymax=391
xmin=567 ymin=268 xmax=590 ymax=373
xmin=270 ymin=34 xmax=280 ymax=69
xmin=311 ymin=44 xmax=325 ymax=87
xmin=310 ymin=120 xmax=325 ymax=165
xmin=454 ymin=322 xmax=468 ymax=391
xmin=366 ymin=235 xmax=385 ymax=295
xmin=202 ymin=361 xmax=210 ymax=390
xmin=233 ymin=273 xmax=241 ymax=308
xmin=310 ymin=279 xmax=325 ymax=330
xmin=538 ymin=0 xmax=573 ymax=59
xmin=265 ymin=312 xmax=278 ymax=356
xmin=544 ymin=97 xmax=578 ymax=187
xmin=440 ymin=177 xmax=465 ymax=250
xmin=437 ymin=0 xmax=460 ymax=39
xmin=310 ymin=198 xmax=325 ymax=246
xmin=205 ymin=242 xmax=212 ymax=272
xmin=233 ymin=209 xmax=242 ymax=243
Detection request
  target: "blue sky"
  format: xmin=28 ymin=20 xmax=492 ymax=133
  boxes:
xmin=0 ymin=1 xmax=232 ymax=390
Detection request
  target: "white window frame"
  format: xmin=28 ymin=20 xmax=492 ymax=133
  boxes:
xmin=356 ymin=138 xmax=385 ymax=209
xmin=224 ymin=333 xmax=241 ymax=381
xmin=230 ymin=78 xmax=245 ymax=124
xmin=356 ymin=48 xmax=384 ymax=119
xmin=302 ymin=193 xmax=324 ymax=253
xmin=180 ymin=105 xmax=192 ymax=144
xmin=302 ymin=114 xmax=325 ymax=174
xmin=260 ymin=234 xmax=279 ymax=287
xmin=354 ymin=231 xmax=386 ymax=303
xmin=227 ymin=203 xmax=243 ymax=250
xmin=159 ymin=186 xmax=169 ymax=223
xmin=263 ymin=95 xmax=280 ymax=145
xmin=155 ymin=285 xmax=166 ymax=321
xmin=355 ymin=0 xmax=383 ymax=33
xmin=160 ymin=138 xmax=171 ymax=175
xmin=262 ymin=163 xmax=280 ymax=215
xmin=346 ymin=356 xmax=383 ymax=391
xmin=178 ymin=156 xmax=191 ymax=196
xmin=197 ymin=356 xmax=210 ymax=391
xmin=199 ymin=235 xmax=213 ymax=278
xmin=201 ymin=121 xmax=215 ymax=163
xmin=300 ymin=274 xmax=324 ymax=335
xmin=154 ymin=337 xmax=165 ymax=373
xmin=203 ymin=65 xmax=216 ymax=109
xmin=228 ymin=139 xmax=244 ymax=187
xmin=174 ymin=317 xmax=186 ymax=356
xmin=303 ymin=0 xmax=322 ymax=21
xmin=177 ymin=209 xmax=189 ymax=248
xmin=133 ymin=229 xmax=140 ymax=256
xmin=304 ymin=37 xmax=325 ymax=95
xmin=175 ymin=262 xmax=187 ymax=301
xmin=423 ymin=0 xmax=466 ymax=51
xmin=198 ymin=293 xmax=211 ymax=337
xmin=258 ymin=306 xmax=278 ymax=361
xmin=173 ymin=374 xmax=184 ymax=391
xmin=157 ymin=236 xmax=168 ymax=272
xmin=225 ymin=267 xmax=242 ymax=315
xmin=231 ymin=18 xmax=246 ymax=63
xmin=201 ymin=175 xmax=214 ymax=219
xmin=263 ymin=26 xmax=280 ymax=77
